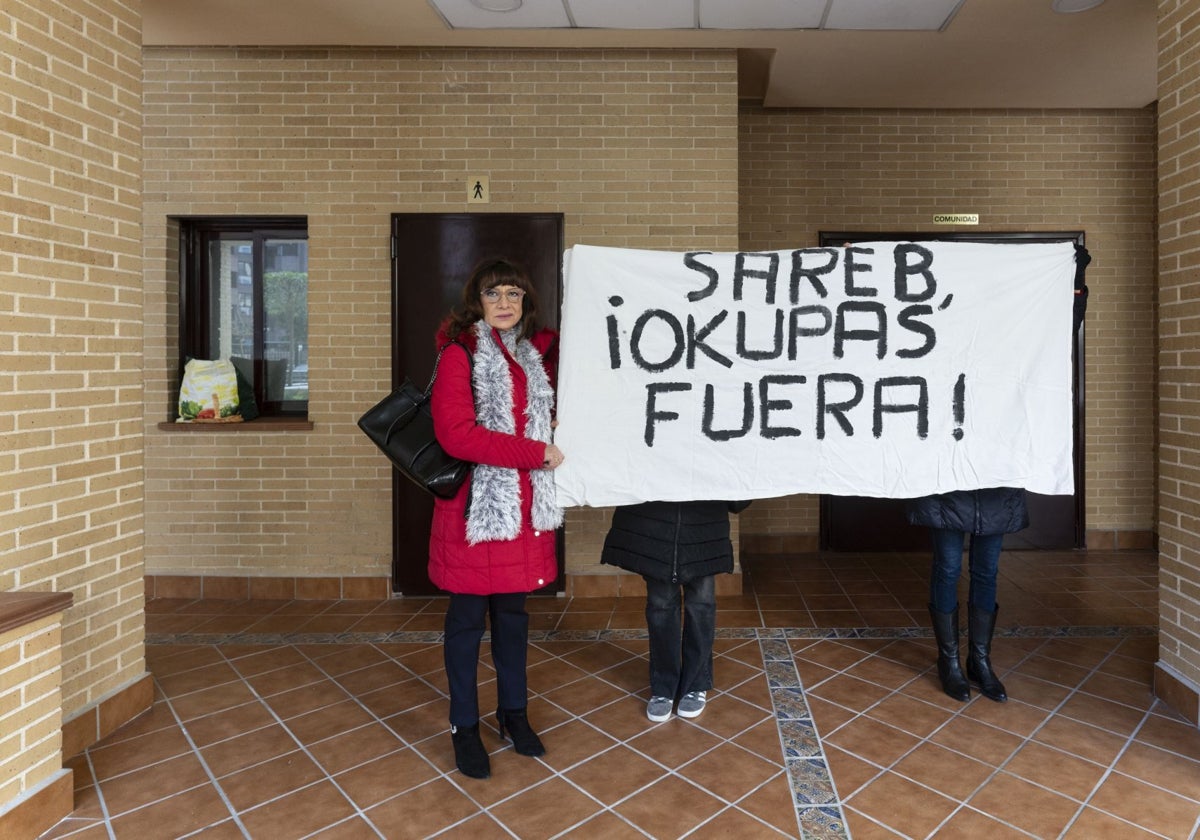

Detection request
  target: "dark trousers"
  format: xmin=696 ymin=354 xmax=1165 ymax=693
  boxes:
xmin=644 ymin=575 xmax=716 ymax=700
xmin=929 ymin=529 xmax=1003 ymax=613
xmin=444 ymin=591 xmax=529 ymax=727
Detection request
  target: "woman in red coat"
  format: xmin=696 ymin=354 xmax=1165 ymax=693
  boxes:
xmin=429 ymin=258 xmax=565 ymax=780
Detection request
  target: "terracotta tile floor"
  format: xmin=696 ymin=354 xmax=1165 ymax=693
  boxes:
xmin=42 ymin=548 xmax=1200 ymax=839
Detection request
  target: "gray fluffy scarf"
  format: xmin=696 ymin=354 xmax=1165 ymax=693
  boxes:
xmin=466 ymin=319 xmax=563 ymax=545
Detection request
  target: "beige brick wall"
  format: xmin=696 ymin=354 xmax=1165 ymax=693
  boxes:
xmin=1158 ymin=0 xmax=1200 ymax=695
xmin=737 ymin=106 xmax=1158 ymax=539
xmin=0 ymin=617 xmax=64 ymax=801
xmin=0 ymin=0 xmax=145 ymax=723
xmin=141 ymin=48 xmax=740 ymax=581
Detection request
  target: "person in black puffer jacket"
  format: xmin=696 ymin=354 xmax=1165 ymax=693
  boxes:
xmin=601 ymin=500 xmax=750 ymax=722
xmin=907 ymin=243 xmax=1091 ymax=706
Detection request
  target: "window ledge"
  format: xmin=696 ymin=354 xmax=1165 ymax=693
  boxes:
xmin=156 ymin=417 xmax=314 ymax=432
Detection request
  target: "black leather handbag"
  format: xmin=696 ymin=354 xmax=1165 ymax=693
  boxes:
xmin=357 ymin=342 xmax=471 ymax=499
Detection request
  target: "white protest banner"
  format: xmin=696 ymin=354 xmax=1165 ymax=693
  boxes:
xmin=553 ymin=241 xmax=1077 ymax=508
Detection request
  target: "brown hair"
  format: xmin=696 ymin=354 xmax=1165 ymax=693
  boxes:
xmin=445 ymin=257 xmax=541 ymax=341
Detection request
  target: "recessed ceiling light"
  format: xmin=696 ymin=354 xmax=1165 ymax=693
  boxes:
xmin=1051 ymin=0 xmax=1104 ymax=12
xmin=470 ymin=0 xmax=523 ymax=11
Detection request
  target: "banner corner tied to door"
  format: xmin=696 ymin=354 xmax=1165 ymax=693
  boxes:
xmin=553 ymin=241 xmax=1078 ymax=508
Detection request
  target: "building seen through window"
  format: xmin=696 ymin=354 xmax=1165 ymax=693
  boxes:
xmin=180 ymin=217 xmax=309 ymax=416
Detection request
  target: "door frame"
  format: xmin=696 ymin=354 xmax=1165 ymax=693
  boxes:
xmin=817 ymin=230 xmax=1087 ymax=550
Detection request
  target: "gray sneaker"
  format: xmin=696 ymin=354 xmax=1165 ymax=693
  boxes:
xmin=646 ymin=696 xmax=672 ymax=722
xmin=677 ymin=690 xmax=707 ymax=718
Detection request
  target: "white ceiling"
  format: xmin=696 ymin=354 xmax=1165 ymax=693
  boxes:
xmin=141 ymin=0 xmax=1157 ymax=109
xmin=426 ymin=0 xmax=966 ymax=31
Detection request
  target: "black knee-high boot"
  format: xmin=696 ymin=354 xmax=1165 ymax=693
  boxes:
xmin=966 ymin=604 xmax=1007 ymax=702
xmin=929 ymin=604 xmax=969 ymax=702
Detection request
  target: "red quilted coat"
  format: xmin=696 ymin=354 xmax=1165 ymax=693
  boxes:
xmin=428 ymin=322 xmax=559 ymax=595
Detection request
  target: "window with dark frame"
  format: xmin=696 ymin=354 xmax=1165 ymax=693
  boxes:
xmin=179 ymin=217 xmax=309 ymax=418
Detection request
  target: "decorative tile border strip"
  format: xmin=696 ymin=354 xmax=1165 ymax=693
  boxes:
xmin=147 ymin=623 xmax=1157 ymax=647
xmin=758 ymin=629 xmax=848 ymax=839
xmin=779 ymin=624 xmax=1158 ymax=639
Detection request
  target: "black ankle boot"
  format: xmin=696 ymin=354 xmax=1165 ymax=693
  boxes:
xmin=450 ymin=724 xmax=490 ymax=778
xmin=928 ymin=604 xmax=970 ymax=702
xmin=496 ymin=708 xmax=545 ymax=757
xmin=966 ymin=604 xmax=1007 ymax=703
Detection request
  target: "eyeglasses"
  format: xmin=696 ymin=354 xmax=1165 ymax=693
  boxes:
xmin=481 ymin=288 xmax=526 ymax=304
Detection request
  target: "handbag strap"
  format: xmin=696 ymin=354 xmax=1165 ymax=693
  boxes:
xmin=424 ymin=339 xmax=472 ymax=400
xmin=426 ymin=339 xmax=476 ymax=515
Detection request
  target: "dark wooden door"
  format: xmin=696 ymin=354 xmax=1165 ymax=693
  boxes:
xmin=818 ymin=231 xmax=1086 ymax=552
xmin=390 ymin=213 xmax=565 ymax=595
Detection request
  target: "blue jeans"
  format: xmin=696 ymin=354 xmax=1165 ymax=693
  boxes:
xmin=444 ymin=592 xmax=529 ymax=727
xmin=644 ymin=575 xmax=716 ymax=699
xmin=929 ymin=529 xmax=1003 ymax=614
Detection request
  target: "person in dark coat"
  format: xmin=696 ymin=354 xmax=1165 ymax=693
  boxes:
xmin=905 ymin=488 xmax=1026 ymax=703
xmin=430 ymin=258 xmax=565 ymax=779
xmin=601 ymin=500 xmax=749 ymax=721
xmin=906 ymin=243 xmax=1090 ymax=705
